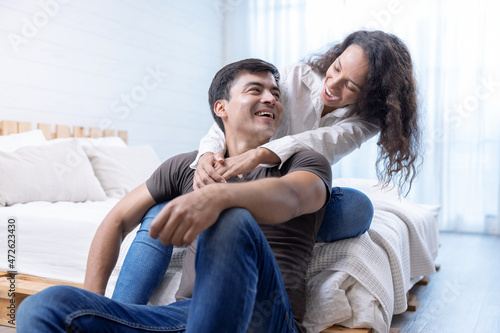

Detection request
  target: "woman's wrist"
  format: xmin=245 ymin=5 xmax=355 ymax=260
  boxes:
xmin=255 ymin=147 xmax=281 ymax=165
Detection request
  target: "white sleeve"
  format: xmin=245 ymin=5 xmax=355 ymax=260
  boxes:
xmin=189 ymin=122 xmax=226 ymax=169
xmin=260 ymin=118 xmax=380 ymax=166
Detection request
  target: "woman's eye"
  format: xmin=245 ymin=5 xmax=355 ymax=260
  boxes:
xmin=346 ymin=83 xmax=355 ymax=92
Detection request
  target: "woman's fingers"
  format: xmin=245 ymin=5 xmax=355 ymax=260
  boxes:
xmin=194 ymin=153 xmax=226 ymax=190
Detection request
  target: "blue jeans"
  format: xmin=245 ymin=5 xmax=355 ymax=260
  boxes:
xmin=112 ymin=202 xmax=172 ymax=304
xmin=316 ymin=187 xmax=373 ymax=242
xmin=17 ymin=208 xmax=296 ymax=332
xmin=112 ymin=187 xmax=374 ymax=304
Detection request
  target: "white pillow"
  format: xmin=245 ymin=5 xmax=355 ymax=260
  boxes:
xmin=0 ymin=141 xmax=107 ymax=206
xmin=47 ymin=136 xmax=128 ymax=148
xmin=0 ymin=130 xmax=47 ymax=152
xmin=84 ymin=145 xmax=161 ymax=198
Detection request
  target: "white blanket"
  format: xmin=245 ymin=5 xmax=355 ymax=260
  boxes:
xmin=303 ymin=178 xmax=440 ymax=333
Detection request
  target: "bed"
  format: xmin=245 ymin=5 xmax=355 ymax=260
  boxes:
xmin=0 ymin=120 xmax=440 ymax=333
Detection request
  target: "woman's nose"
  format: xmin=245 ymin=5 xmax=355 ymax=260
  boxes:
xmin=327 ymin=76 xmax=341 ymax=90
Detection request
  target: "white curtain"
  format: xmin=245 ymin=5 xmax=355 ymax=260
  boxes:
xmin=224 ymin=0 xmax=500 ymax=235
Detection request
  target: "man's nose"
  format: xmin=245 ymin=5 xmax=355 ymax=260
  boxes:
xmin=261 ymin=90 xmax=276 ymax=104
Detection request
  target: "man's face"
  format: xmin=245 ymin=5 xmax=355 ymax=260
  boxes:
xmin=219 ymin=71 xmax=283 ymax=144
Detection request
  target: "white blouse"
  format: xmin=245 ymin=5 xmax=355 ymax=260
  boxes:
xmin=191 ymin=62 xmax=380 ymax=168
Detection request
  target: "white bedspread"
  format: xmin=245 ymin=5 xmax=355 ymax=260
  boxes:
xmin=303 ymin=178 xmax=440 ymax=333
xmin=0 ymin=198 xmax=119 ymax=283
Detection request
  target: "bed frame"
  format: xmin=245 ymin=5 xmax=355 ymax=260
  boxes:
xmin=0 ymin=120 xmax=128 ymax=143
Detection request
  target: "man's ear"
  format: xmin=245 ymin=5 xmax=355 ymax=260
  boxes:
xmin=214 ymin=100 xmax=228 ymax=119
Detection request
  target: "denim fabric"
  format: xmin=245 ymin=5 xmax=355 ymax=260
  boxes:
xmin=17 ymin=285 xmax=190 ymax=332
xmin=112 ymin=201 xmax=172 ymax=304
xmin=17 ymin=208 xmax=297 ymax=333
xmin=316 ymin=187 xmax=374 ymax=242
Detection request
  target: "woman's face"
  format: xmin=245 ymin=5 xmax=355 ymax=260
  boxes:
xmin=321 ymin=44 xmax=369 ymax=114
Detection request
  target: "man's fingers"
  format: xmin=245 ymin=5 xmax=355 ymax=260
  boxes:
xmin=149 ymin=207 xmax=170 ymax=239
xmin=169 ymin=219 xmax=192 ymax=246
xmin=206 ymin=168 xmax=225 ymax=183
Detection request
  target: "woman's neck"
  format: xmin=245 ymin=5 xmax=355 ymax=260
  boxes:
xmin=321 ymin=105 xmax=337 ymax=117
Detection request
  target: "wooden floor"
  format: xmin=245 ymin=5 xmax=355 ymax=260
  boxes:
xmin=391 ymin=232 xmax=500 ymax=333
xmin=1 ymin=232 xmax=499 ymax=333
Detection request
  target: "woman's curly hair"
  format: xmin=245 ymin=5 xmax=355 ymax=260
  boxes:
xmin=306 ymin=30 xmax=422 ymax=195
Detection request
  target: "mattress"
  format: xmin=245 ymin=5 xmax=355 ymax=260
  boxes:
xmin=0 ymin=198 xmax=119 ymax=283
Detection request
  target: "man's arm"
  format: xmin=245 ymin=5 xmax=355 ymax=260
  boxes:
xmin=83 ymin=183 xmax=156 ymax=295
xmin=149 ymin=170 xmax=328 ymax=247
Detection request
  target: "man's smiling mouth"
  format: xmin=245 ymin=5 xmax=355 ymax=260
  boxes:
xmin=255 ymin=111 xmax=275 ymax=119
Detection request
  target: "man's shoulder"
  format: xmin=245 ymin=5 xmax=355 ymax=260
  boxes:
xmin=281 ymin=150 xmax=331 ymax=182
xmin=160 ymin=150 xmax=198 ymax=167
xmin=285 ymin=150 xmax=330 ymax=167
xmin=154 ymin=150 xmax=198 ymax=177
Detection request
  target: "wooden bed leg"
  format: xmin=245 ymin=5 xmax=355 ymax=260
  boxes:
xmin=407 ymin=293 xmax=419 ymax=311
xmin=416 ymin=276 xmax=430 ymax=286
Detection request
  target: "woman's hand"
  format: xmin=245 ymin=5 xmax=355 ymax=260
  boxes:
xmin=214 ymin=148 xmax=281 ymax=180
xmin=193 ymin=152 xmax=226 ymax=190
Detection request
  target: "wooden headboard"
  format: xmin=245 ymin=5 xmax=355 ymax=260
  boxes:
xmin=0 ymin=120 xmax=127 ymax=143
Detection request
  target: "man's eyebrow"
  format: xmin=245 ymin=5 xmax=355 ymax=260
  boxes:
xmin=244 ymin=81 xmax=281 ymax=93
xmin=338 ymin=58 xmax=362 ymax=89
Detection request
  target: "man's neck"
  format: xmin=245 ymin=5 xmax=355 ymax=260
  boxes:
xmin=225 ymin=131 xmax=269 ymax=157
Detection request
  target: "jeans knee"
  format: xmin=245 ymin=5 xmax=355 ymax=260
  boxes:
xmin=355 ymin=190 xmax=374 ymax=230
xmin=318 ymin=187 xmax=374 ymax=242
xmin=199 ymin=208 xmax=258 ymax=253
xmin=17 ymin=286 xmax=78 ymax=330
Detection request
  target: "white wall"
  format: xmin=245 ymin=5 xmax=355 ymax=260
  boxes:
xmin=0 ymin=0 xmax=224 ymax=160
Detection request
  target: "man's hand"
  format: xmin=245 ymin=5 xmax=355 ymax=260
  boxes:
xmin=193 ymin=152 xmax=226 ymax=190
xmin=149 ymin=186 xmax=224 ymax=246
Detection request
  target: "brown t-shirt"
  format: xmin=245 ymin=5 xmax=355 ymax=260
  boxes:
xmin=146 ymin=150 xmax=332 ymax=332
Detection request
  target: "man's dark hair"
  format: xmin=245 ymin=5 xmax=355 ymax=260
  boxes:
xmin=208 ymin=58 xmax=280 ymax=133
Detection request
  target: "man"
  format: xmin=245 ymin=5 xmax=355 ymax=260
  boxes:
xmin=17 ymin=59 xmax=332 ymax=332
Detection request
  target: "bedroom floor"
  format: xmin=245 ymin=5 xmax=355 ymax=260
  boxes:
xmin=1 ymin=232 xmax=499 ymax=333
xmin=391 ymin=231 xmax=500 ymax=333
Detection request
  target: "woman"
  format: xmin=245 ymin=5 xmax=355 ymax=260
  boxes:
xmin=112 ymin=30 xmax=421 ymax=304
xmin=194 ymin=30 xmax=421 ymax=241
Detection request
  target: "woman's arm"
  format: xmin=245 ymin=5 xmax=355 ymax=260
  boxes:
xmin=260 ymin=117 xmax=380 ymax=165
xmin=209 ymin=117 xmax=379 ymax=181
xmin=190 ymin=122 xmax=226 ymax=169
xmin=191 ymin=123 xmax=227 ymax=189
